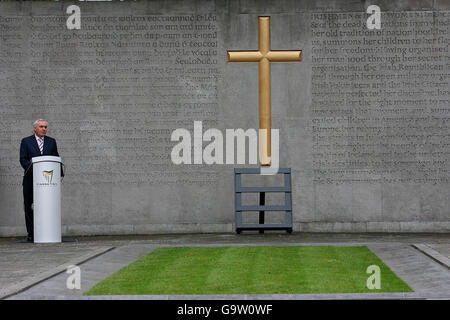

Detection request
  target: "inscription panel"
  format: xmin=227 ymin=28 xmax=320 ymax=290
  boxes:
xmin=0 ymin=11 xmax=223 ymax=228
xmin=27 ymin=14 xmax=220 ymax=188
xmin=310 ymin=11 xmax=450 ymax=185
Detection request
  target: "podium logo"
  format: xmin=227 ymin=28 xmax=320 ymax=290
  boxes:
xmin=42 ymin=170 xmax=54 ymax=184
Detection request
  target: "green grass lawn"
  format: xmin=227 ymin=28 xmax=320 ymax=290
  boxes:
xmin=84 ymin=246 xmax=413 ymax=295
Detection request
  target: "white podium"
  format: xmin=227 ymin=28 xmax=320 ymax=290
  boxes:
xmin=32 ymin=156 xmax=62 ymax=243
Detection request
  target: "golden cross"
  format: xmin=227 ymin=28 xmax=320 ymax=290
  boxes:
xmin=227 ymin=16 xmax=301 ymax=166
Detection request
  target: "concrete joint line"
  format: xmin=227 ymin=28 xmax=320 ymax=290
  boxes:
xmin=411 ymin=244 xmax=450 ymax=269
xmin=0 ymin=246 xmax=115 ymax=300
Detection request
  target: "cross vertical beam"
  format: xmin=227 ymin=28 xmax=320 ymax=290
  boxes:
xmin=227 ymin=16 xmax=301 ymax=166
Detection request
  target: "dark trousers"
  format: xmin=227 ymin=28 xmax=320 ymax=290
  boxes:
xmin=23 ymin=176 xmax=33 ymax=238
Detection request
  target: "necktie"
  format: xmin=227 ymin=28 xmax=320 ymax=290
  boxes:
xmin=38 ymin=138 xmax=43 ymax=154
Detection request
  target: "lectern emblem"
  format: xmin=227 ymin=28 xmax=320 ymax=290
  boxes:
xmin=42 ymin=170 xmax=54 ymax=184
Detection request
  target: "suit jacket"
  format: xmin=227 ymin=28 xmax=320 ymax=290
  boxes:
xmin=20 ymin=135 xmax=60 ymax=179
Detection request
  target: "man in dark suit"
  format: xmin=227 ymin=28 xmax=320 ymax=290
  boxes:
xmin=20 ymin=119 xmax=60 ymax=242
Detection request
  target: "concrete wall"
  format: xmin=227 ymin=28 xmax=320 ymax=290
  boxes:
xmin=1 ymin=0 xmax=450 ymax=236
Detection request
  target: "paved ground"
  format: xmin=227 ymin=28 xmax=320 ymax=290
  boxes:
xmin=0 ymin=232 xmax=448 ymax=300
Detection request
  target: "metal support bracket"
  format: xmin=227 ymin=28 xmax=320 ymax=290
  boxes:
xmin=234 ymin=168 xmax=293 ymax=234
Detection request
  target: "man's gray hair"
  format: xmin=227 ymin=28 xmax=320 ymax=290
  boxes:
xmin=33 ymin=119 xmax=47 ymax=128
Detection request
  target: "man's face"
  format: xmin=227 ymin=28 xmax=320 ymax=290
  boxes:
xmin=34 ymin=121 xmax=48 ymax=138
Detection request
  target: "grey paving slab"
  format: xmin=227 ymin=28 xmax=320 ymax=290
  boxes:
xmin=0 ymin=243 xmax=114 ymax=299
xmin=8 ymin=292 xmax=450 ymax=300
xmin=426 ymin=244 xmax=450 ymax=258
xmin=7 ymin=245 xmax=157 ymax=298
xmin=369 ymin=244 xmax=450 ymax=295
xmin=412 ymin=244 xmax=450 ymax=269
